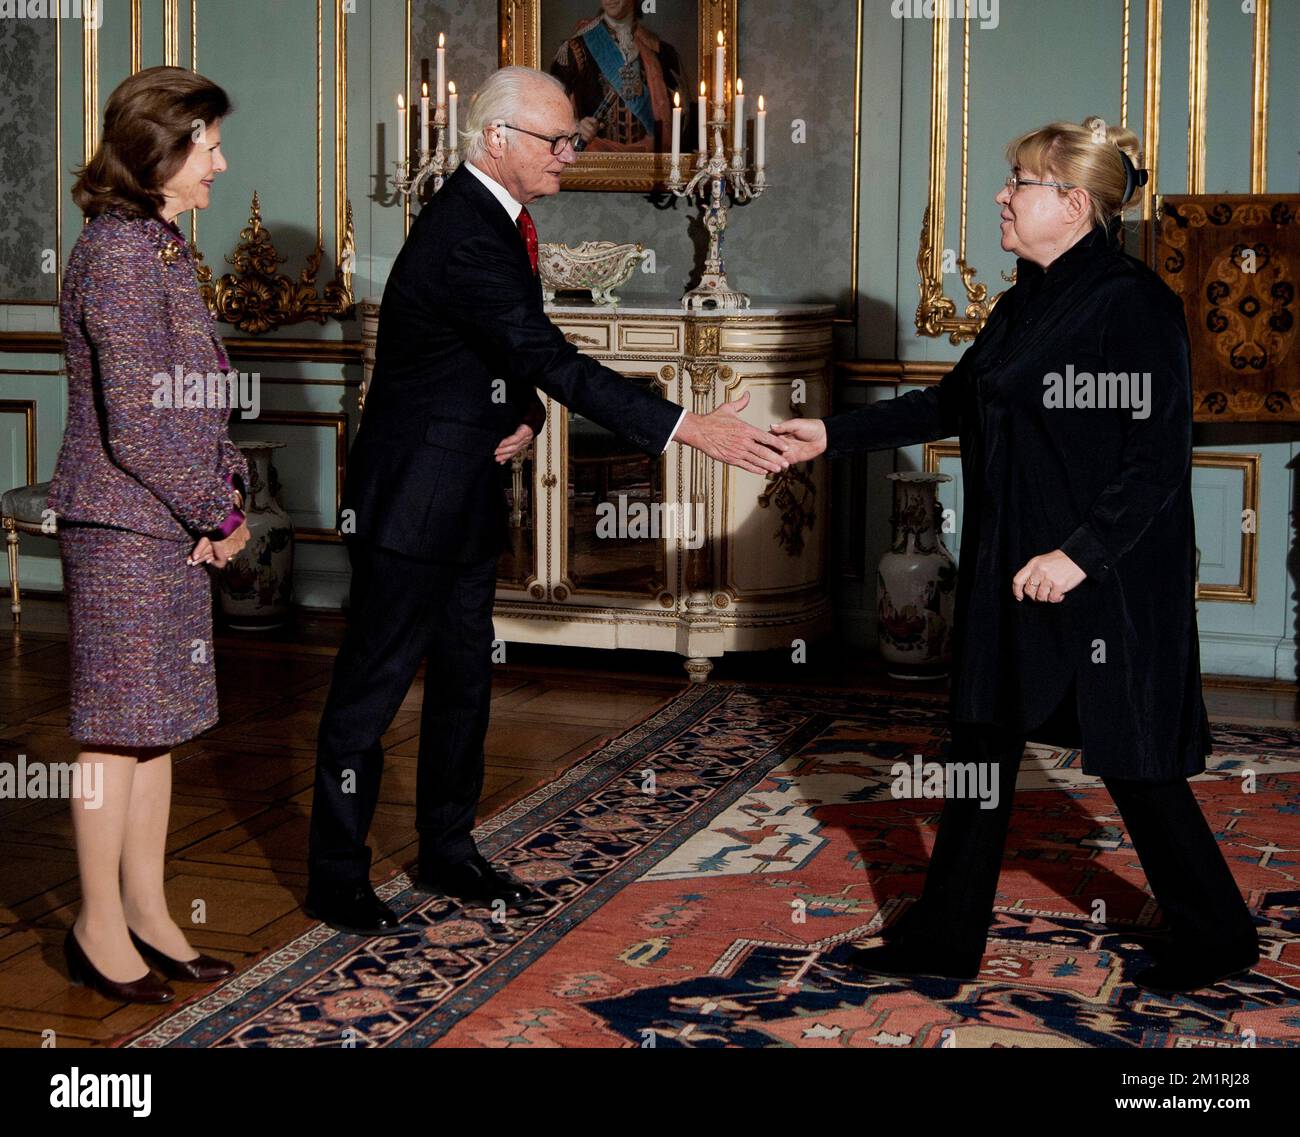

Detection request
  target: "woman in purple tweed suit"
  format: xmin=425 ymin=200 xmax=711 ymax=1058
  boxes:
xmin=49 ymin=67 xmax=250 ymax=1005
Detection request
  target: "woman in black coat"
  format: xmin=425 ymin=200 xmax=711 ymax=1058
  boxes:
xmin=773 ymin=116 xmax=1259 ymax=994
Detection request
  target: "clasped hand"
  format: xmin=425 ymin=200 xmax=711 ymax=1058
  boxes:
xmin=494 ymin=422 xmax=534 ymax=464
xmin=189 ymin=521 xmax=250 ymax=569
xmin=1012 ymin=550 xmax=1085 ymax=603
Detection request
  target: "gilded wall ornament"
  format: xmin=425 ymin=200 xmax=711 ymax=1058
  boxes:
xmin=194 ymin=192 xmax=355 ymax=335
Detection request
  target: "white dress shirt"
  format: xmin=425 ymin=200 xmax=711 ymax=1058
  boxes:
xmin=465 ymin=161 xmax=686 ymax=453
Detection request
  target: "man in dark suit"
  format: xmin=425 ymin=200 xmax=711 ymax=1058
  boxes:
xmin=305 ymin=66 xmax=789 ymax=934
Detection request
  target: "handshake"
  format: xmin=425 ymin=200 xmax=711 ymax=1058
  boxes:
xmin=673 ymin=391 xmax=829 ymax=473
xmin=492 ymin=391 xmax=830 ymax=475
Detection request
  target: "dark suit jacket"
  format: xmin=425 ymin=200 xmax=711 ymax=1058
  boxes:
xmin=343 ymin=163 xmax=681 ymax=562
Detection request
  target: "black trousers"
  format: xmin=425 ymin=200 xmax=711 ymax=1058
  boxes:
xmin=895 ymin=707 xmax=1257 ymax=962
xmin=307 ymin=540 xmax=498 ymax=896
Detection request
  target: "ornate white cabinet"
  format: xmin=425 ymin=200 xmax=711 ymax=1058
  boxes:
xmin=359 ymin=298 xmax=833 ymax=679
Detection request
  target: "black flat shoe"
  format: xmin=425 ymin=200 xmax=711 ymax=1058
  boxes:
xmin=416 ymin=854 xmax=535 ymax=908
xmin=1113 ymin=927 xmax=1176 ymax=956
xmin=64 ymin=928 xmax=175 ymax=1005
xmin=847 ymin=942 xmax=982 ymax=981
xmin=128 ymin=929 xmax=235 ymax=982
xmin=1134 ymin=935 xmax=1259 ymax=993
xmin=304 ymin=884 xmax=404 ymax=936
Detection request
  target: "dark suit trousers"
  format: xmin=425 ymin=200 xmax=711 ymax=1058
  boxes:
xmin=895 ymin=691 xmax=1257 ymax=960
xmin=307 ymin=539 xmax=497 ymax=895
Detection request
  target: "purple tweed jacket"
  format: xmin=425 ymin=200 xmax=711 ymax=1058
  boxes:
xmin=49 ymin=209 xmax=248 ymax=541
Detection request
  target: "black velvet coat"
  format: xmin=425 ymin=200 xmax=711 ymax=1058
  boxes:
xmin=825 ymin=224 xmax=1211 ymax=780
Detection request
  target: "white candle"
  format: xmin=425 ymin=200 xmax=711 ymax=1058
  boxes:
xmin=396 ymin=94 xmax=407 ymax=166
xmin=436 ymin=33 xmax=446 ymax=108
xmin=448 ymin=81 xmax=458 ymax=152
xmin=714 ymin=32 xmax=725 ymax=110
xmin=733 ymin=79 xmax=744 ymax=151
xmin=698 ymin=82 xmax=707 ymax=155
xmin=670 ymin=90 xmax=681 ymax=167
xmin=420 ymin=81 xmax=429 ymax=155
xmin=756 ymin=94 xmax=766 ymax=169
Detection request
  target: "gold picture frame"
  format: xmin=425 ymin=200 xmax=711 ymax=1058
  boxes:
xmin=500 ymin=0 xmax=737 ymax=192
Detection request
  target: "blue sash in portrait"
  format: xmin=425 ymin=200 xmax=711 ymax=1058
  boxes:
xmin=581 ymin=23 xmax=655 ymax=137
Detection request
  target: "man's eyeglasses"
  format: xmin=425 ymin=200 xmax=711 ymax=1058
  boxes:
xmin=1005 ymin=171 xmax=1077 ymax=193
xmin=499 ymin=123 xmax=581 ymax=156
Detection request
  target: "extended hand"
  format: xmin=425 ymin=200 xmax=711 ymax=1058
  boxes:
xmin=768 ymin=417 xmax=827 ymax=464
xmin=676 ymin=391 xmax=790 ymax=476
xmin=1012 ymin=549 xmax=1086 ymax=603
xmin=495 ymin=422 xmax=535 ymax=464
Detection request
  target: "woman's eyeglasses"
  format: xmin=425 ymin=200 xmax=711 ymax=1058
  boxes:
xmin=499 ymin=123 xmax=582 ymax=156
xmin=1005 ymin=171 xmax=1077 ymax=193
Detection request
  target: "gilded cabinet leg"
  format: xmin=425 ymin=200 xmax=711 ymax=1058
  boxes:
xmin=684 ymin=656 xmax=714 ymax=683
xmin=4 ymin=521 xmax=19 ymax=628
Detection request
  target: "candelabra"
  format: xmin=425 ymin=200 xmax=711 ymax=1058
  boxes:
xmin=392 ymin=100 xmax=459 ymax=204
xmin=666 ymin=93 xmax=767 ymax=310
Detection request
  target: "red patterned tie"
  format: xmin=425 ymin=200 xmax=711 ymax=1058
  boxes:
xmin=516 ymin=206 xmax=539 ymax=275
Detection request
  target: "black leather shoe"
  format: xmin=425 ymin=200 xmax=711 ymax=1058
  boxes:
xmin=128 ymin=929 xmax=236 ymax=982
xmin=304 ymin=884 xmax=404 ymax=936
xmin=415 ymin=854 xmax=535 ymax=908
xmin=880 ymin=905 xmax=928 ymax=944
xmin=1134 ymin=934 xmax=1259 ymax=993
xmin=64 ymin=928 xmax=175 ymax=1005
xmin=847 ymin=942 xmax=982 ymax=981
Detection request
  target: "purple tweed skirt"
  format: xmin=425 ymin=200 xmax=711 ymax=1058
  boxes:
xmin=59 ymin=523 xmax=219 ymax=748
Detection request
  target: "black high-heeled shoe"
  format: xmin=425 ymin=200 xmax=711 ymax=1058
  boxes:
xmin=128 ymin=929 xmax=235 ymax=982
xmin=63 ymin=928 xmax=175 ymax=1004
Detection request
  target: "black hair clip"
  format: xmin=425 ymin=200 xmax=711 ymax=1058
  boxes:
xmin=1119 ymin=148 xmax=1149 ymax=205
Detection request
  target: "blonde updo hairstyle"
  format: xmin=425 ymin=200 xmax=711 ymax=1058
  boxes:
xmin=1005 ymin=116 xmax=1144 ymax=231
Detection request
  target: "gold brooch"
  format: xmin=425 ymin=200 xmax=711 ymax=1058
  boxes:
xmin=157 ymin=241 xmax=182 ymax=266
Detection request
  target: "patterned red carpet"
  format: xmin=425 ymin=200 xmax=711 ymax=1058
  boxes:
xmin=121 ymin=685 xmax=1300 ymax=1048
